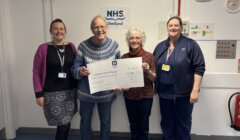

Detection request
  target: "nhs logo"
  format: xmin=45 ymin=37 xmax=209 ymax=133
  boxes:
xmin=101 ymin=7 xmax=130 ymax=29
xmin=105 ymin=10 xmax=125 ymax=22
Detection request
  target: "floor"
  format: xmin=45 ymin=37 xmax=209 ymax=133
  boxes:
xmin=13 ymin=132 xmax=240 ymax=140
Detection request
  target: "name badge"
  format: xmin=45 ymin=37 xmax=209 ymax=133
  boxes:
xmin=58 ymin=72 xmax=67 ymax=79
xmin=162 ymin=64 xmax=170 ymax=72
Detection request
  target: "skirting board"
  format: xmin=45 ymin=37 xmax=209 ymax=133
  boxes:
xmin=16 ymin=127 xmax=162 ymax=138
xmin=14 ymin=127 xmax=240 ymax=139
xmin=0 ymin=128 xmax=6 ymax=140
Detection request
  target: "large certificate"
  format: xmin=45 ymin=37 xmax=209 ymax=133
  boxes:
xmin=87 ymin=57 xmax=144 ymax=94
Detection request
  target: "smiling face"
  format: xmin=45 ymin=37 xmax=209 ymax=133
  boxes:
xmin=128 ymin=31 xmax=142 ymax=51
xmin=91 ymin=16 xmax=108 ymax=43
xmin=49 ymin=22 xmax=66 ymax=44
xmin=167 ymin=18 xmax=182 ymax=40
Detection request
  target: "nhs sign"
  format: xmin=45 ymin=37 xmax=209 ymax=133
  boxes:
xmin=101 ymin=7 xmax=130 ymax=29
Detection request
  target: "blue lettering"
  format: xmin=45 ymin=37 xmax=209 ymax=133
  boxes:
xmin=119 ymin=10 xmax=123 ymax=17
xmin=106 ymin=10 xmax=124 ymax=17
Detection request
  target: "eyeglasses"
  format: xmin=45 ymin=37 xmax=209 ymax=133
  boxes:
xmin=129 ymin=37 xmax=141 ymax=41
xmin=92 ymin=25 xmax=106 ymax=30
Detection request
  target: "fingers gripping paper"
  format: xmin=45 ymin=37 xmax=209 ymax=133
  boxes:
xmin=87 ymin=57 xmax=144 ymax=94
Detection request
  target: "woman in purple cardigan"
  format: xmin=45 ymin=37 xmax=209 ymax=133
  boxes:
xmin=32 ymin=19 xmax=77 ymax=140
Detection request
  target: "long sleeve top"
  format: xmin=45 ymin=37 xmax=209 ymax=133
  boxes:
xmin=32 ymin=42 xmax=76 ymax=98
xmin=122 ymin=47 xmax=155 ymax=100
xmin=71 ymin=37 xmax=120 ymax=103
xmin=153 ymin=34 xmax=205 ymax=97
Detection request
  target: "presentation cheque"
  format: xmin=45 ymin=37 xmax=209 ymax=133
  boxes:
xmin=87 ymin=57 xmax=144 ymax=94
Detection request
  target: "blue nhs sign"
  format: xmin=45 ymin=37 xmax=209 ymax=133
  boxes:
xmin=106 ymin=10 xmax=124 ymax=17
xmin=105 ymin=10 xmax=126 ymax=26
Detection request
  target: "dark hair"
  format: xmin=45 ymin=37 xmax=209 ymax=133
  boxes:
xmin=167 ymin=16 xmax=183 ymax=28
xmin=49 ymin=18 xmax=66 ymax=32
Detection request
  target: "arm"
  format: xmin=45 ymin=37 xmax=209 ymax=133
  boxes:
xmin=142 ymin=62 xmax=156 ymax=82
xmin=33 ymin=45 xmax=45 ymax=97
xmin=32 ymin=45 xmax=45 ymax=106
xmin=191 ymin=41 xmax=205 ymax=76
xmin=69 ymin=42 xmax=77 ymax=55
xmin=142 ymin=54 xmax=156 ymax=82
xmin=71 ymin=46 xmax=89 ymax=79
xmin=190 ymin=74 xmax=203 ymax=104
xmin=189 ymin=41 xmax=205 ymax=103
xmin=115 ymin=45 xmax=121 ymax=59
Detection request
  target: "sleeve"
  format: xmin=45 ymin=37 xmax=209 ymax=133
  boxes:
xmin=116 ymin=49 xmax=121 ymax=59
xmin=149 ymin=54 xmax=156 ymax=73
xmin=115 ymin=42 xmax=121 ymax=59
xmin=32 ymin=46 xmax=44 ymax=98
xmin=191 ymin=41 xmax=206 ymax=76
xmin=69 ymin=42 xmax=77 ymax=55
xmin=71 ymin=44 xmax=86 ymax=80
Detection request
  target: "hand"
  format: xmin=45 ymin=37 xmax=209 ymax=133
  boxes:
xmin=122 ymin=88 xmax=129 ymax=91
xmin=190 ymin=90 xmax=199 ymax=104
xmin=36 ymin=97 xmax=44 ymax=106
xmin=113 ymin=88 xmax=129 ymax=91
xmin=142 ymin=62 xmax=150 ymax=72
xmin=114 ymin=88 xmax=123 ymax=91
xmin=80 ymin=66 xmax=90 ymax=76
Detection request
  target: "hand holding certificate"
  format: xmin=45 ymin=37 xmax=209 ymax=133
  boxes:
xmin=87 ymin=57 xmax=144 ymax=94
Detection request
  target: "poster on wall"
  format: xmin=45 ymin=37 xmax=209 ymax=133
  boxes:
xmin=189 ymin=23 xmax=214 ymax=40
xmin=101 ymin=7 xmax=130 ymax=29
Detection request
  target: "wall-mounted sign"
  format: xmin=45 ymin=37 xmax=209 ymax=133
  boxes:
xmin=190 ymin=23 xmax=214 ymax=40
xmin=238 ymin=59 xmax=240 ymax=73
xmin=101 ymin=7 xmax=130 ymax=29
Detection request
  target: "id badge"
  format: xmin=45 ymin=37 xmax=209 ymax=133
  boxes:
xmin=162 ymin=64 xmax=171 ymax=72
xmin=58 ymin=72 xmax=67 ymax=79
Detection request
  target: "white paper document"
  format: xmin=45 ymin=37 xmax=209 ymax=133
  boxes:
xmin=87 ymin=57 xmax=144 ymax=94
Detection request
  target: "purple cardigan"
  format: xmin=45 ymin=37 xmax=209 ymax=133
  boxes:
xmin=32 ymin=42 xmax=76 ymax=97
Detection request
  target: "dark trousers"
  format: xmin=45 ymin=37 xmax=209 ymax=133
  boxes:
xmin=55 ymin=123 xmax=71 ymax=140
xmin=159 ymin=96 xmax=193 ymax=140
xmin=125 ymin=98 xmax=153 ymax=140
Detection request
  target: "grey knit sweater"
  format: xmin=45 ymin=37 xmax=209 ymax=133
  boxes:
xmin=71 ymin=37 xmax=120 ymax=103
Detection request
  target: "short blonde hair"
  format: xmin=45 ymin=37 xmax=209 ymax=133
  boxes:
xmin=126 ymin=27 xmax=146 ymax=47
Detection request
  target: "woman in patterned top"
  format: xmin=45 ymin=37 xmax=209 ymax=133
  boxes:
xmin=33 ymin=19 xmax=77 ymax=140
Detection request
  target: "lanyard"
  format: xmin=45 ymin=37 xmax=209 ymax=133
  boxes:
xmin=166 ymin=48 xmax=174 ymax=63
xmin=52 ymin=42 xmax=65 ymax=72
xmin=56 ymin=50 xmax=65 ymax=72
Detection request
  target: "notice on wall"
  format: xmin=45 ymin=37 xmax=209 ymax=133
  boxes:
xmin=189 ymin=23 xmax=214 ymax=40
xmin=238 ymin=59 xmax=240 ymax=73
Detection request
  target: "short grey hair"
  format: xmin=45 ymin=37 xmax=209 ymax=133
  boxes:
xmin=126 ymin=27 xmax=146 ymax=47
xmin=90 ymin=15 xmax=107 ymax=29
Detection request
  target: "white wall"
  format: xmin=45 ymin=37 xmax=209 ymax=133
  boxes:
xmin=0 ymin=51 xmax=5 ymax=130
xmin=1 ymin=0 xmax=240 ymax=137
xmin=7 ymin=0 xmax=49 ymax=129
xmin=0 ymin=24 xmax=5 ymax=129
xmin=0 ymin=0 xmax=19 ymax=139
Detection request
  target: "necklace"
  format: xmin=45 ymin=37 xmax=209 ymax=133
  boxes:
xmin=58 ymin=47 xmax=65 ymax=53
xmin=51 ymin=41 xmax=65 ymax=53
